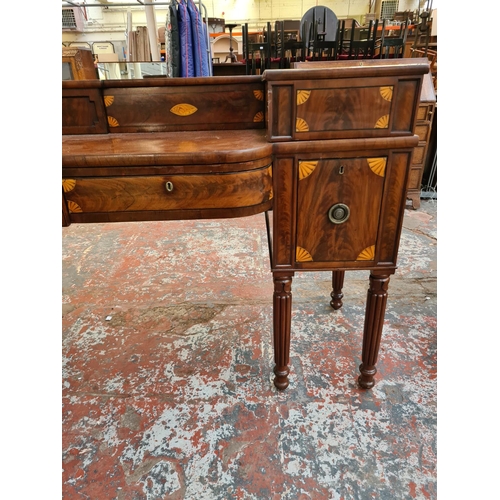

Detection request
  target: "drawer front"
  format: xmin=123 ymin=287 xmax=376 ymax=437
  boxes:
xmin=296 ymin=157 xmax=385 ymax=264
xmin=407 ymin=167 xmax=423 ymax=190
xmin=63 ymin=166 xmax=273 ymax=214
xmin=103 ymin=82 xmax=265 ymax=133
xmin=415 ymin=123 xmax=430 ymax=142
xmin=267 ymin=76 xmax=421 ymax=141
xmin=416 ymin=103 xmax=434 ymax=122
xmin=294 ymin=86 xmax=392 ymax=136
xmin=412 ymin=144 xmax=426 ymax=165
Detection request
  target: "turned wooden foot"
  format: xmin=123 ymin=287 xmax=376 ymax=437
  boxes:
xmin=358 ymin=273 xmax=390 ymax=389
xmin=272 ymin=272 xmax=293 ymax=390
xmin=330 ymin=270 xmax=345 ymax=310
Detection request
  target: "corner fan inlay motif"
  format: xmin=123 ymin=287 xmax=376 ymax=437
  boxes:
xmin=253 ymin=90 xmax=264 ymax=101
xmin=253 ymin=112 xmax=264 ymax=122
xmin=374 ymin=115 xmax=389 ymax=129
xmin=170 ymin=104 xmax=198 ymax=116
xmin=367 ymin=157 xmax=387 ymax=177
xmin=104 ymin=96 xmax=114 ymax=107
xmin=297 ymin=90 xmax=311 ymax=105
xmin=296 ymin=118 xmax=309 ymax=132
xmin=296 ymin=247 xmax=313 ymax=262
xmin=379 ymin=86 xmax=393 ymax=102
xmin=67 ymin=201 xmax=82 ymax=213
xmin=357 ymin=245 xmax=375 ymax=261
xmin=62 ymin=179 xmax=76 ymax=193
xmin=298 ymin=161 xmax=318 ymax=180
xmin=108 ymin=116 xmax=119 ymax=127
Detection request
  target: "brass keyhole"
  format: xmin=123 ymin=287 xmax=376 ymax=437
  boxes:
xmin=339 ymin=165 xmax=345 ymax=174
xmin=165 ymin=181 xmax=174 ymax=192
xmin=328 ymin=203 xmax=350 ymax=224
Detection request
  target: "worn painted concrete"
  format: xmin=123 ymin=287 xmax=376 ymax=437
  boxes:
xmin=62 ymin=200 xmax=437 ymax=499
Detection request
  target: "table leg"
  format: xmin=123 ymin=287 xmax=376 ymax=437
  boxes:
xmin=358 ymin=272 xmax=390 ymax=389
xmin=330 ymin=270 xmax=345 ymax=310
xmin=272 ymin=271 xmax=294 ymax=390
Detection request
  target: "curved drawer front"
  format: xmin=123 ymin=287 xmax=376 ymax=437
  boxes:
xmin=63 ymin=165 xmax=273 ymax=214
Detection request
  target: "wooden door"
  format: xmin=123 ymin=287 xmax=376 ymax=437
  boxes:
xmin=296 ymin=156 xmax=386 ymax=264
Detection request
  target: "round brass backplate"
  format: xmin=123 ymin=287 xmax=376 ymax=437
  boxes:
xmin=328 ymin=203 xmax=350 ymax=224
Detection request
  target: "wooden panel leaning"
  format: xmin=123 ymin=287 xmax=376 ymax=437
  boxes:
xmin=62 ymin=47 xmax=98 ymax=81
xmin=62 ymin=59 xmax=430 ymax=392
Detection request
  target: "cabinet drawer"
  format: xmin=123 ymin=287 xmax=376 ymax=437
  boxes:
xmin=416 ymin=103 xmax=434 ymax=122
xmin=415 ymin=123 xmax=431 ymax=142
xmin=63 ymin=166 xmax=273 ymax=214
xmin=296 ymin=157 xmax=385 ymax=264
xmin=412 ymin=144 xmax=426 ymax=165
xmin=407 ymin=167 xmax=423 ymax=190
xmin=266 ymin=75 xmax=422 ymax=141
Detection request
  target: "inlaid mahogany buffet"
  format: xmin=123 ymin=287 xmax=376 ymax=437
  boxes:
xmin=62 ymin=59 xmax=429 ymax=390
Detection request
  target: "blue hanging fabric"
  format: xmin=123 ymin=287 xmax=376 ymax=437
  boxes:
xmin=186 ymin=0 xmax=210 ymax=77
xmin=165 ymin=0 xmax=180 ymax=77
xmin=177 ymin=0 xmax=194 ymax=77
xmin=202 ymin=20 xmax=210 ymax=74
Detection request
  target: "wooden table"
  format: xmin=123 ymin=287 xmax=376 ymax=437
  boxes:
xmin=63 ymin=59 xmax=429 ymax=390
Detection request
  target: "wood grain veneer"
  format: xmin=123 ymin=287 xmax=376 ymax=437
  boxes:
xmin=62 ymin=59 xmax=430 ymax=391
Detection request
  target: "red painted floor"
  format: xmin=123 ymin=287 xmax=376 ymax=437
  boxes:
xmin=62 ymin=201 xmax=437 ymax=499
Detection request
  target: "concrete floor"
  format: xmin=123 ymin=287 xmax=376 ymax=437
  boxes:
xmin=62 ymin=200 xmax=437 ymax=499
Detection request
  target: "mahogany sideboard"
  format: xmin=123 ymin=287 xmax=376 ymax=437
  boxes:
xmin=62 ymin=59 xmax=430 ymax=390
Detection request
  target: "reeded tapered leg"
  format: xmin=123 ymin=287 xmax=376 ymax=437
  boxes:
xmin=330 ymin=270 xmax=345 ymax=310
xmin=358 ymin=273 xmax=390 ymax=389
xmin=272 ymin=271 xmax=294 ymax=390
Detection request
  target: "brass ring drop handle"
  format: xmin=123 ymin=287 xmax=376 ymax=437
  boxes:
xmin=328 ymin=203 xmax=350 ymax=224
xmin=165 ymin=181 xmax=174 ymax=192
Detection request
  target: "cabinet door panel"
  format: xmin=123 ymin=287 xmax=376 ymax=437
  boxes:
xmin=296 ymin=157 xmax=385 ymax=263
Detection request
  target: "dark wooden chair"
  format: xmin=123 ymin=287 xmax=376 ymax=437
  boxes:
xmin=274 ymin=20 xmax=285 ymax=68
xmin=336 ymin=19 xmax=356 ymax=59
xmin=310 ymin=40 xmax=338 ymax=61
xmin=310 ymin=18 xmax=343 ymax=61
xmin=280 ymin=21 xmax=308 ymax=68
xmin=347 ymin=20 xmax=379 ymax=59
xmin=378 ymin=21 xmax=408 ymax=59
xmin=242 ymin=22 xmax=272 ymax=75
